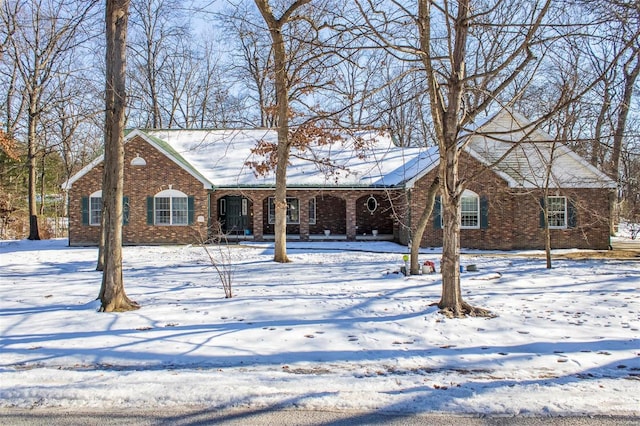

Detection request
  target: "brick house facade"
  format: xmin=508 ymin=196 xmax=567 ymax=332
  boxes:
xmin=63 ymin=111 xmax=615 ymax=249
xmin=67 ymin=135 xmax=210 ymax=246
xmin=400 ymin=152 xmax=613 ymax=250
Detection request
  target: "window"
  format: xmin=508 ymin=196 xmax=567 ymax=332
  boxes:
xmin=434 ymin=191 xmax=486 ymax=229
xmin=268 ymin=197 xmax=299 ymax=224
xmin=366 ymin=196 xmax=378 ymax=214
xmin=153 ymin=189 xmax=188 ymax=225
xmin=309 ymin=197 xmax=316 ymax=225
xmin=89 ymin=190 xmax=102 ymax=226
xmin=546 ymin=196 xmax=567 ymax=228
xmin=460 ymin=193 xmax=480 ymax=229
xmin=219 ymin=198 xmax=226 ymax=215
xmin=82 ymin=192 xmax=128 ymax=226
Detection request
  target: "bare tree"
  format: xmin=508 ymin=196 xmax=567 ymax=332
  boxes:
xmin=127 ymin=0 xmax=188 ymax=128
xmin=253 ymin=0 xmax=316 ymax=263
xmin=355 ymin=0 xmax=555 ymax=317
xmin=221 ymin=4 xmax=277 ymax=128
xmin=4 ymin=0 xmax=98 ymax=240
xmin=98 ymin=0 xmax=138 ymax=312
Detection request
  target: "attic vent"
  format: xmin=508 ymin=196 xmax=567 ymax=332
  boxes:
xmin=131 ymin=154 xmax=147 ymax=166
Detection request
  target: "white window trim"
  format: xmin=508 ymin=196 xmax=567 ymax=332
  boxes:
xmin=268 ymin=197 xmax=300 ymax=224
xmin=438 ymin=190 xmax=480 ymax=229
xmin=460 ymin=191 xmax=480 ymax=229
xmin=155 ymin=189 xmax=188 ymax=226
xmin=546 ymin=196 xmax=567 ymax=229
xmin=309 ymin=197 xmax=317 ymax=225
xmin=89 ymin=190 xmax=102 ymax=226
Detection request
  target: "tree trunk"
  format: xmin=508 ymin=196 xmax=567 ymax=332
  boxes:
xmin=27 ymin=112 xmax=40 ymax=240
xmin=96 ymin=212 xmax=106 ymax=271
xmin=254 ymin=0 xmax=311 ymax=263
xmin=592 ymin=83 xmax=609 ymax=168
xmin=438 ymin=140 xmax=464 ymax=315
xmin=610 ymin=54 xmax=640 ymax=181
xmin=271 ymin=22 xmax=290 ymax=263
xmin=410 ymin=177 xmax=439 ymax=275
xmin=99 ymin=0 xmax=138 ymax=312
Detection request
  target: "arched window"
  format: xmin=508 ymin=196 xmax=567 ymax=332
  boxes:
xmin=89 ymin=190 xmax=102 ymax=226
xmin=154 ymin=189 xmax=188 ymax=225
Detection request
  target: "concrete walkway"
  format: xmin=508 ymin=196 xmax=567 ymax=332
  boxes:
xmin=610 ymin=236 xmax=640 ymax=251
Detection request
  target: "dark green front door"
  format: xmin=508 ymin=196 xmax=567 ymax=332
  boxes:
xmin=224 ymin=196 xmax=248 ymax=234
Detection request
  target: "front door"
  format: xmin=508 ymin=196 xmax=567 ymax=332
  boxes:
xmin=222 ymin=196 xmax=248 ymax=234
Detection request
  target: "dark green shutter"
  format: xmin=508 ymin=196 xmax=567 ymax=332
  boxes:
xmin=123 ymin=196 xmax=129 ymax=225
xmin=480 ymin=196 xmax=489 ymax=229
xmin=567 ymin=199 xmax=577 ymax=228
xmin=147 ymin=196 xmax=154 ymax=225
xmin=434 ymin=196 xmax=441 ymax=229
xmin=539 ymin=198 xmax=546 ymax=228
xmin=188 ymin=196 xmax=195 ymax=225
xmin=81 ymin=196 xmax=89 ymax=226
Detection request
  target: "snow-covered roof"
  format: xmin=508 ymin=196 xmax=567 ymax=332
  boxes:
xmin=62 ymin=110 xmax=615 ymax=191
xmin=141 ymin=128 xmax=438 ymax=188
xmin=465 ymin=110 xmax=617 ymax=189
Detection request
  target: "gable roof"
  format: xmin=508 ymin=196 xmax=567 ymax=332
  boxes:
xmin=466 ymin=109 xmax=617 ymax=189
xmin=406 ymin=109 xmax=616 ymax=189
xmin=142 ymin=128 xmax=438 ymax=188
xmin=61 ymin=130 xmax=214 ymax=190
xmin=62 ymin=111 xmax=615 ymax=192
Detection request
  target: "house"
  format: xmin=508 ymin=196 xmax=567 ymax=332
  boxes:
xmin=62 ymin=110 xmax=616 ymax=250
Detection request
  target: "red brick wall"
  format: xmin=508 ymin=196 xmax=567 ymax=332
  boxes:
xmin=210 ymin=189 xmax=402 ymax=240
xmin=402 ymin=153 xmax=613 ymax=250
xmin=68 ymin=135 xmax=209 ymax=245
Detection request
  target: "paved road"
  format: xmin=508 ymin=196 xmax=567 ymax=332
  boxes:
xmin=1 ymin=408 xmax=639 ymax=425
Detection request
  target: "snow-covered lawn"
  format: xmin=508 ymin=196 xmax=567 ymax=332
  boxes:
xmin=0 ymin=239 xmax=638 ymax=416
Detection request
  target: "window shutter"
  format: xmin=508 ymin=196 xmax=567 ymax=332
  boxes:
xmin=539 ymin=198 xmax=546 ymax=228
xmin=480 ymin=196 xmax=489 ymax=229
xmin=81 ymin=196 xmax=89 ymax=226
xmin=123 ymin=196 xmax=129 ymax=225
xmin=433 ymin=196 xmax=441 ymax=229
xmin=567 ymin=199 xmax=577 ymax=228
xmin=188 ymin=196 xmax=195 ymax=225
xmin=147 ymin=196 xmax=154 ymax=225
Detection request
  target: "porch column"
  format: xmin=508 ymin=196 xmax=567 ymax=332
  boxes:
xmin=252 ymin=195 xmax=264 ymax=240
xmin=346 ymin=195 xmax=356 ymax=240
xmin=299 ymin=195 xmax=309 ymax=241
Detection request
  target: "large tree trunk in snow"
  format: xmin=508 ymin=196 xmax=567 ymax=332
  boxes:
xmin=99 ymin=0 xmax=138 ymax=312
xmin=254 ymin=0 xmax=311 ymax=263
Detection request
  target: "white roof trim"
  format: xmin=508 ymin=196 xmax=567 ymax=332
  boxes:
xmin=60 ymin=130 xmax=213 ymax=190
xmin=130 ymin=130 xmax=212 ymax=189
xmin=61 ymin=153 xmax=105 ymax=191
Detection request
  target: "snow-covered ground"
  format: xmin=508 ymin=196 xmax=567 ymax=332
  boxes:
xmin=0 ymin=238 xmax=638 ymax=416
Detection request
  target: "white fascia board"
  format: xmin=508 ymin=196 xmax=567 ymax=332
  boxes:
xmin=403 ymin=162 xmax=438 ymax=189
xmin=60 ymin=153 xmax=105 ymax=191
xmin=60 ymin=129 xmax=213 ymax=191
xmin=125 ymin=130 xmax=213 ymax=189
xmin=555 ymin=145 xmax=617 ymax=189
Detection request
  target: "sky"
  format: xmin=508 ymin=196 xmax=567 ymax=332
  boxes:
xmin=0 ymin=234 xmax=639 ymax=416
